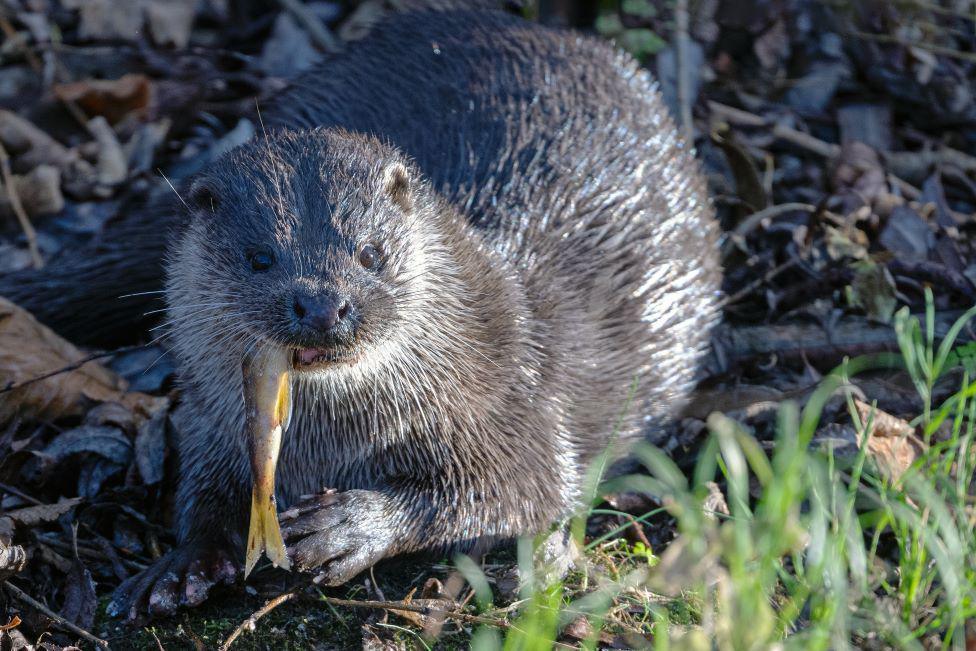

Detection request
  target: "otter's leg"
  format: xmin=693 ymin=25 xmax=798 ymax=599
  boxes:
xmin=281 ymin=475 xmax=570 ymax=585
xmin=109 ymin=413 xmax=250 ymax=620
xmin=106 ymin=539 xmax=240 ymax=620
xmin=279 ymin=489 xmax=403 ymax=584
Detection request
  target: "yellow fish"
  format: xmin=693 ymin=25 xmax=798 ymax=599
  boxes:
xmin=241 ymin=348 xmax=292 ymax=577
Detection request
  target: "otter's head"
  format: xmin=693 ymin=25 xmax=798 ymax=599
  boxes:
xmin=167 ymin=128 xmax=446 ymax=378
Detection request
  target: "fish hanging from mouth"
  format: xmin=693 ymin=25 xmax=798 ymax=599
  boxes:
xmin=241 ymin=347 xmax=293 ymax=577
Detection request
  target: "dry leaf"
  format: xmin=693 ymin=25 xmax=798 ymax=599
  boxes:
xmin=703 ymin=481 xmax=730 ymax=519
xmin=42 ymin=425 xmax=131 ymax=466
xmin=338 ymin=0 xmax=386 ymax=42
xmin=848 ymin=261 xmax=898 ymax=323
xmin=145 ymin=0 xmax=198 ymax=48
xmin=0 ymin=538 xmax=26 ymax=580
xmin=53 ymin=74 xmax=153 ymax=125
xmin=132 ymin=395 xmax=169 ymax=485
xmin=0 ymin=616 xmax=20 ymax=632
xmin=6 ymin=497 xmax=82 ymax=527
xmin=0 ymin=111 xmax=78 ymax=170
xmin=87 ymin=117 xmax=127 ymax=186
xmin=61 ymin=557 xmax=97 ymax=630
xmin=562 ymin=615 xmax=619 ymax=646
xmin=682 ymin=384 xmax=784 ymax=420
xmin=72 ymin=0 xmax=144 ymax=41
xmin=0 ymin=297 xmax=127 ymax=424
xmin=0 ymin=164 xmax=63 ymax=220
xmin=854 ymin=400 xmax=926 ymax=481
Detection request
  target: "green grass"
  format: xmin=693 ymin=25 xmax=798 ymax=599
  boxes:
xmin=453 ymin=290 xmax=976 ymax=650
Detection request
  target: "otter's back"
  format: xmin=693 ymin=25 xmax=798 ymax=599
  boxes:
xmin=267 ymin=9 xmax=698 ymax=248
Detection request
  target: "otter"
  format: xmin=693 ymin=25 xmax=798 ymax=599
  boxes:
xmin=6 ymin=7 xmax=721 ymax=618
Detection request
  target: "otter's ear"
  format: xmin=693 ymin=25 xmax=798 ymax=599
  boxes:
xmin=382 ymin=162 xmax=412 ymax=212
xmin=188 ymin=180 xmax=221 ymax=214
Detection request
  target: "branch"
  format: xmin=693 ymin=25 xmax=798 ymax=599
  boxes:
xmin=218 ymin=587 xmax=510 ymax=650
xmin=3 ymin=581 xmax=108 ymax=648
xmin=0 ymin=343 xmax=147 ymax=394
xmin=0 ymin=142 xmax=42 ymax=269
xmin=276 ymin=0 xmax=341 ymax=53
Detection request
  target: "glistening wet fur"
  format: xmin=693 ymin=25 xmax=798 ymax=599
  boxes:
xmin=3 ymin=7 xmax=722 ymax=619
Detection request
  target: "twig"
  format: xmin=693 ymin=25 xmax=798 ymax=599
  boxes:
xmin=276 ymin=0 xmax=341 ymax=53
xmin=3 ymin=581 xmax=109 ymax=648
xmin=719 ymin=257 xmax=801 ymax=308
xmin=674 ymin=0 xmax=693 ymax=145
xmin=0 ymin=482 xmax=43 ymax=506
xmin=0 ymin=142 xmax=42 ymax=269
xmin=709 ymin=100 xmax=841 ymax=158
xmin=887 ymin=259 xmax=976 ymax=300
xmin=314 ymin=594 xmax=509 ymax=628
xmin=0 ymin=16 xmax=42 ymax=71
xmin=733 ymin=202 xmax=817 ymax=238
xmin=218 ymin=587 xmax=511 ymax=650
xmin=218 ymin=591 xmax=298 ymax=651
xmin=0 ymin=343 xmax=147 ymax=394
xmin=719 ymin=309 xmax=973 ymax=364
xmin=705 ymin=101 xmax=973 ymax=216
xmin=848 ymin=30 xmax=976 ymax=64
xmin=722 ymin=202 xmax=817 ymax=257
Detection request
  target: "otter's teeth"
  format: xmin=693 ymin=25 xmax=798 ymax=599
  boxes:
xmin=295 ymin=347 xmax=333 ymax=366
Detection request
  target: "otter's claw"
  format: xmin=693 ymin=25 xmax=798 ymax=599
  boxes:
xmin=107 ymin=543 xmax=239 ymax=621
xmin=280 ymin=489 xmax=394 ymax=585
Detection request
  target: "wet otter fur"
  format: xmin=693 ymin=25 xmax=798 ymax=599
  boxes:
xmin=9 ymin=8 xmax=721 ymax=618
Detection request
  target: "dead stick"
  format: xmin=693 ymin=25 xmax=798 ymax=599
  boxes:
xmin=0 ymin=344 xmax=146 ymax=394
xmin=720 ymin=310 xmax=972 ymax=363
xmin=0 ymin=482 xmax=43 ymax=506
xmin=0 ymin=16 xmax=42 ymax=71
xmin=0 ymin=142 xmax=42 ymax=268
xmin=706 ymin=102 xmax=961 ymax=212
xmin=3 ymin=581 xmax=109 ymax=649
xmin=219 ymin=589 xmax=510 ymax=650
xmin=315 ymin=594 xmax=509 ymax=628
xmin=721 ymin=202 xmax=817 ymax=258
xmin=709 ymin=100 xmax=840 ymax=157
xmin=719 ymin=257 xmax=801 ymax=308
xmin=218 ymin=591 xmax=298 ymax=651
xmin=276 ymin=0 xmax=341 ymax=53
xmin=848 ymin=31 xmax=976 ymax=64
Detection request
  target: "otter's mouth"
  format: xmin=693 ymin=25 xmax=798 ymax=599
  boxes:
xmin=291 ymin=347 xmax=361 ymax=370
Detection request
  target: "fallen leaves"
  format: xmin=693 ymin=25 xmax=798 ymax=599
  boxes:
xmin=0 ymin=540 xmax=27 ymax=581
xmin=0 ymin=110 xmax=96 ymax=200
xmin=0 ymin=165 xmax=63 ymax=221
xmin=60 ymin=556 xmax=97 ymax=631
xmin=69 ymin=0 xmax=197 ymax=48
xmin=53 ymin=75 xmax=153 ymax=125
xmin=853 ymin=399 xmax=926 ymax=483
xmin=5 ymin=498 xmax=82 ymax=528
xmin=814 ymin=399 xmax=927 ymax=484
xmin=0 ymin=297 xmax=126 ymax=424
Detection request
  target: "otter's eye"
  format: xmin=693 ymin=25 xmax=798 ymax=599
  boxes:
xmin=359 ymin=244 xmax=381 ymax=270
xmin=250 ymin=249 xmax=274 ymax=272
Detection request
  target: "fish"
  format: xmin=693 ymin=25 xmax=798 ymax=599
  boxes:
xmin=241 ymin=347 xmax=293 ymax=577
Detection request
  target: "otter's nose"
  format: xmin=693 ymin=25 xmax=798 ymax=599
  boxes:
xmin=292 ymin=291 xmax=351 ymax=334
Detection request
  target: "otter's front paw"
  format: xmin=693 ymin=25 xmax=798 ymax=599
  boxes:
xmin=280 ymin=489 xmax=395 ymax=585
xmin=107 ymin=542 xmax=239 ymax=621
